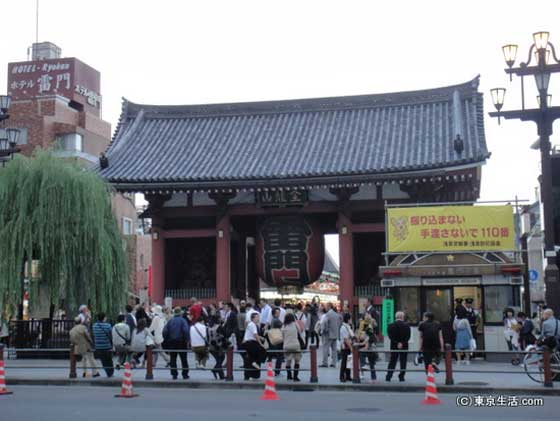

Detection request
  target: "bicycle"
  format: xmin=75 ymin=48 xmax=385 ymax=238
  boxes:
xmin=523 ymin=344 xmax=560 ymax=383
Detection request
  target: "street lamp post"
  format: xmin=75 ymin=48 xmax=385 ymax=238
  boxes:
xmin=0 ymin=95 xmax=21 ymax=167
xmin=490 ymin=31 xmax=560 ymax=315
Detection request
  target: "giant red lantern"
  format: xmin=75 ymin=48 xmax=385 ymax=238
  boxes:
xmin=256 ymin=215 xmax=324 ymax=292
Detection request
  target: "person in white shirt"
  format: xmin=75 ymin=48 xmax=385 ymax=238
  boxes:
xmin=339 ymin=313 xmax=355 ymax=382
xmin=259 ymin=299 xmax=272 ymax=328
xmin=243 ymin=312 xmax=265 ymax=380
xmin=274 ymin=299 xmax=286 ymax=323
xmin=149 ymin=305 xmax=170 ymax=367
xmin=245 ymin=303 xmax=259 ymax=325
xmin=190 ymin=318 xmax=209 ymax=368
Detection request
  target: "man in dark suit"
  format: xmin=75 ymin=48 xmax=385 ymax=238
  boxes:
xmin=386 ymin=311 xmax=411 ymax=382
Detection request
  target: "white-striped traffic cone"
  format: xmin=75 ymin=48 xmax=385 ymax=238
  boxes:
xmin=114 ymin=362 xmax=138 ymax=398
xmin=421 ymin=364 xmax=441 ymax=405
xmin=260 ymin=362 xmax=279 ymax=401
xmin=0 ymin=360 xmax=13 ymax=396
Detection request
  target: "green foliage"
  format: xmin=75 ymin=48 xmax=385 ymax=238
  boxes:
xmin=0 ymin=151 xmax=128 ymax=318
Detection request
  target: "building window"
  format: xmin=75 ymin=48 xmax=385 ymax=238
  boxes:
xmin=484 ymin=285 xmax=521 ymax=324
xmin=122 ymin=217 xmax=133 ymax=236
xmin=394 ymin=287 xmax=419 ymax=324
xmin=55 ymin=133 xmax=83 ymax=152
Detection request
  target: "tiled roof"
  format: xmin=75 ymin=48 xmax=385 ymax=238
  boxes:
xmin=98 ymin=77 xmax=488 ymax=189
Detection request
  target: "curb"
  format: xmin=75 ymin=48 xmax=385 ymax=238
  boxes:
xmin=5 ymin=378 xmax=560 ymax=396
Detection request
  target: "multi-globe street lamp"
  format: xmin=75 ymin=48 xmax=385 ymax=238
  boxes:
xmin=490 ymin=31 xmax=560 ymax=315
xmin=0 ymin=95 xmax=21 ymax=167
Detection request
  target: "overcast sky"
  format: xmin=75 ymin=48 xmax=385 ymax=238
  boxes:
xmin=2 ymin=0 xmax=559 ymax=263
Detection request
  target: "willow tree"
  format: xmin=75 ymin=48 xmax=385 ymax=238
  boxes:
xmin=0 ymin=151 xmax=128 ymax=318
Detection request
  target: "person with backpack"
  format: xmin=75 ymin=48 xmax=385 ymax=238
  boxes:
xmin=112 ymin=314 xmax=131 ymax=369
xmin=208 ymin=314 xmax=228 ymax=379
xmin=418 ymin=312 xmax=444 ymax=373
xmin=265 ymin=307 xmax=284 ymax=376
xmin=92 ymin=312 xmax=114 ymax=377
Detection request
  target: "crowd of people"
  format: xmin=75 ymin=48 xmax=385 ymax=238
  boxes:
xmin=67 ymin=297 xmax=560 ymax=382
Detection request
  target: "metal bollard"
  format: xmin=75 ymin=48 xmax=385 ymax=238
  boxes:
xmin=444 ymin=343 xmax=454 ymax=385
xmin=352 ymin=344 xmax=360 ymax=384
xmin=309 ymin=345 xmax=318 ymax=383
xmin=69 ymin=348 xmax=77 ymax=379
xmin=145 ymin=346 xmax=154 ymax=380
xmin=543 ymin=346 xmax=553 ymax=388
xmin=226 ymin=347 xmax=234 ymax=381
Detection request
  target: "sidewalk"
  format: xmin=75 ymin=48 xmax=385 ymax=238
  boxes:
xmin=2 ymin=352 xmax=558 ymax=395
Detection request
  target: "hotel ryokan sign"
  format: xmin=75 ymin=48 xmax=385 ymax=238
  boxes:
xmin=7 ymin=57 xmax=102 ymax=114
xmin=387 ymin=205 xmax=515 ymax=253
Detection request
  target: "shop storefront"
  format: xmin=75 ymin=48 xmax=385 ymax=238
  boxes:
xmin=381 ymin=205 xmax=524 ymax=357
xmin=381 ymin=252 xmax=523 ymax=356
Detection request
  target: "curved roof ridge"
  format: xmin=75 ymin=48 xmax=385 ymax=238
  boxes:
xmin=122 ymin=76 xmax=481 ymax=119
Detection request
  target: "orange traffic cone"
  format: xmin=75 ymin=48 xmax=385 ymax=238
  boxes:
xmin=114 ymin=362 xmax=139 ymax=398
xmin=260 ymin=362 xmax=279 ymax=401
xmin=0 ymin=360 xmax=13 ymax=396
xmin=421 ymin=364 xmax=441 ymax=405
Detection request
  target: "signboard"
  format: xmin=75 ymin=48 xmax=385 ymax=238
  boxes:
xmin=529 ymin=269 xmax=539 ymax=283
xmin=256 ymin=190 xmax=308 ymax=207
xmin=381 ymin=298 xmax=394 ymax=337
xmin=387 ymin=205 xmax=515 ymax=252
xmin=7 ymin=57 xmax=102 ymax=113
xmin=422 ymin=277 xmax=481 ymax=286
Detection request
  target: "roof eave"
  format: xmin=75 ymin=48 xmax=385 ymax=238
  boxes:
xmin=107 ymin=159 xmax=487 ymax=192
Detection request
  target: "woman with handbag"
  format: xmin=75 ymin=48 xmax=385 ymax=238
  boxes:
xmin=339 ymin=313 xmax=354 ymax=383
xmin=266 ymin=308 xmax=284 ymax=376
xmin=129 ymin=318 xmax=154 ymax=368
xmin=503 ymin=308 xmax=521 ymax=365
xmin=453 ymin=307 xmax=473 ymax=365
xmin=282 ymin=313 xmax=303 ymax=381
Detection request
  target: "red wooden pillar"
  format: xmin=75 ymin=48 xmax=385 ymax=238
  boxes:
xmin=338 ymin=212 xmax=354 ymax=310
xmin=151 ymin=221 xmax=166 ymax=305
xmin=216 ymin=214 xmax=231 ymax=302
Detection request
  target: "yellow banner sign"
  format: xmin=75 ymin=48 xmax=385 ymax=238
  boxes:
xmin=387 ymin=205 xmax=515 ymax=252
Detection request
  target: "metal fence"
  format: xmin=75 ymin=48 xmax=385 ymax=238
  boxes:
xmin=8 ymin=320 xmax=74 ymax=357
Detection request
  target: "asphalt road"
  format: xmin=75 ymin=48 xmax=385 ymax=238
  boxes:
xmin=1 ymin=386 xmax=558 ymax=421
